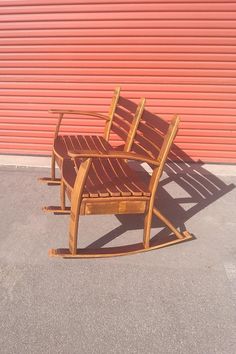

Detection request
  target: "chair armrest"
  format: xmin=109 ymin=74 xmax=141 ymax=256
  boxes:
xmin=49 ymin=109 xmax=110 ymax=121
xmin=68 ymin=149 xmax=160 ymax=166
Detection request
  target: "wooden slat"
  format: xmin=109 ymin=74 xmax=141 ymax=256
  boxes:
xmin=101 ymin=159 xmax=132 ymax=197
xmin=111 ymin=122 xmax=130 ymax=142
xmin=69 ymin=156 xmax=151 ymax=199
xmin=54 ymin=135 xmax=112 ymax=159
xmin=112 ymin=114 xmax=130 ymax=133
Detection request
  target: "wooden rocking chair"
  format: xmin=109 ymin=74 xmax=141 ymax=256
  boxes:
xmin=45 ymin=115 xmax=192 ymax=258
xmin=39 ymin=87 xmax=145 ymax=185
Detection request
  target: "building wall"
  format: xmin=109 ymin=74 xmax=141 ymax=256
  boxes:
xmin=0 ymin=0 xmax=236 ymax=163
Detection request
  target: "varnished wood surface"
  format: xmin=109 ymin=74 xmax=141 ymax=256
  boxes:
xmin=39 ymin=87 xmax=121 ymax=183
xmin=49 ymin=231 xmax=192 ymax=259
xmin=124 ymin=98 xmax=146 ymax=152
xmin=54 ymin=135 xmax=112 ymax=160
xmin=42 ymin=206 xmax=70 ymax=214
xmin=40 ymin=87 xmax=145 ymax=185
xmin=68 ymin=149 xmax=160 ymax=166
xmin=69 ymin=157 xmax=93 ymax=254
xmin=62 ymin=156 xmax=151 ymax=199
xmin=42 ymin=113 xmax=193 ymax=258
xmin=38 ymin=177 xmax=61 ymax=185
xmin=49 ymin=109 xmax=110 ymax=121
xmin=103 ymin=86 xmax=121 ymax=140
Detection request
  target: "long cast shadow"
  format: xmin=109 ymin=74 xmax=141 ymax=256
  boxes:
xmin=86 ymin=103 xmax=235 ymax=249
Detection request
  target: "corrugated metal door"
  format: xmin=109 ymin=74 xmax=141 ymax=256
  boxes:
xmin=0 ymin=0 xmax=236 ymax=163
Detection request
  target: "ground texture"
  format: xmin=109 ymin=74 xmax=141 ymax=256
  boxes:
xmin=0 ymin=165 xmax=235 ymax=354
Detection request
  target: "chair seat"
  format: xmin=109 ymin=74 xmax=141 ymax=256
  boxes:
xmin=54 ymin=135 xmax=112 ymax=160
xmin=62 ymin=158 xmax=151 ymax=199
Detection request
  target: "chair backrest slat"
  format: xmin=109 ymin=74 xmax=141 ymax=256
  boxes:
xmin=103 ymin=87 xmax=121 ymax=141
xmin=104 ymin=87 xmax=145 ymax=152
xmin=133 ymin=130 xmax=161 ymax=159
xmin=124 ymin=97 xmax=145 ymax=152
xmin=149 ymin=115 xmax=180 ymax=195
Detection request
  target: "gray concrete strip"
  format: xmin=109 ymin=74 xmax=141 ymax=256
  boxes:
xmin=0 ymin=153 xmax=236 ymax=176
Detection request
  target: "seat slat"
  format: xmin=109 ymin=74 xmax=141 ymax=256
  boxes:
xmin=102 ymin=158 xmax=133 ymax=197
xmin=54 ymin=135 xmax=113 ymax=161
xmin=75 ymin=157 xmax=122 ymax=197
xmin=77 ymin=135 xmax=94 ymax=151
xmin=82 ymin=154 xmax=115 ymax=198
xmin=93 ymin=158 xmax=128 ymax=197
xmin=88 ymin=161 xmax=110 ymax=198
xmin=108 ymin=159 xmax=142 ymax=197
xmin=86 ymin=171 xmax=104 ymax=197
xmin=90 ymin=135 xmax=110 ymax=153
xmin=120 ymin=162 xmax=151 ymax=197
xmin=70 ymin=135 xmax=83 ymax=152
xmin=63 ymin=157 xmax=150 ymax=200
xmin=92 ymin=158 xmax=122 ymax=197
xmin=62 ymin=158 xmax=90 ymax=198
xmin=84 ymin=135 xmax=101 ymax=151
xmin=114 ymin=159 xmax=150 ymax=197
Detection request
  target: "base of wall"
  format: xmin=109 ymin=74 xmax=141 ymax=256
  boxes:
xmin=0 ymin=155 xmax=51 ymax=168
xmin=0 ymin=154 xmax=235 ymax=176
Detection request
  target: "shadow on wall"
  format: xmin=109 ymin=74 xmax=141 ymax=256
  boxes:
xmin=86 ymin=97 xmax=235 ymax=249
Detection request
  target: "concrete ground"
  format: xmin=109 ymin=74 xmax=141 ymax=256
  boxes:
xmin=0 ymin=164 xmax=236 ymax=354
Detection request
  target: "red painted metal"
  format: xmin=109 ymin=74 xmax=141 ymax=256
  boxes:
xmin=0 ymin=1 xmax=236 ymax=163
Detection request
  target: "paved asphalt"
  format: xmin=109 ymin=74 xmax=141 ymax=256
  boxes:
xmin=0 ymin=165 xmax=235 ymax=354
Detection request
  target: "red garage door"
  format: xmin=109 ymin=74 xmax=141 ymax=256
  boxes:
xmin=0 ymin=0 xmax=236 ymax=163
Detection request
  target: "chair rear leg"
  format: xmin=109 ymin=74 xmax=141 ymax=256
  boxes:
xmin=38 ymin=151 xmax=61 ymax=185
xmin=50 ymin=152 xmax=60 ymax=184
xmin=42 ymin=181 xmax=70 ymax=214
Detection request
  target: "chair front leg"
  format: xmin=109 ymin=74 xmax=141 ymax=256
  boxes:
xmin=68 ymin=157 xmax=92 ymax=255
xmin=143 ymin=206 xmax=153 ymax=248
xmin=60 ymin=181 xmax=66 ymax=210
xmin=69 ymin=209 xmax=80 ymax=255
xmin=51 ymin=151 xmax=56 ymax=180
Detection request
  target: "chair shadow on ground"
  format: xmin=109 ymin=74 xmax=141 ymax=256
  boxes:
xmin=85 ymin=99 xmax=235 ymax=250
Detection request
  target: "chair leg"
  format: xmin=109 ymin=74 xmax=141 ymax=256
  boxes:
xmin=42 ymin=181 xmax=70 ymax=214
xmin=38 ymin=152 xmax=61 ymax=185
xmin=153 ymin=208 xmax=186 ymax=240
xmin=143 ymin=208 xmax=153 ymax=248
xmin=68 ymin=210 xmax=79 ymax=255
xmin=60 ymin=181 xmax=66 ymax=210
xmin=51 ymin=152 xmax=56 ymax=180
